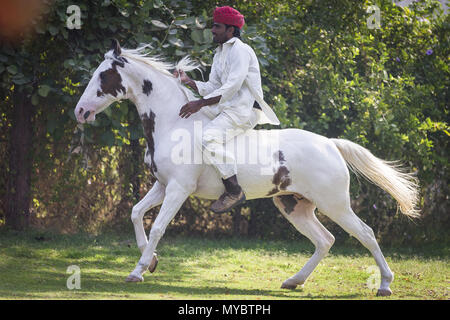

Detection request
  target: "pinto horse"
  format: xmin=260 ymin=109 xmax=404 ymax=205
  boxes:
xmin=74 ymin=40 xmax=419 ymax=296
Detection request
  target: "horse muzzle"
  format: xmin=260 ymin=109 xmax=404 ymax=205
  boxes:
xmin=75 ymin=105 xmax=96 ymax=123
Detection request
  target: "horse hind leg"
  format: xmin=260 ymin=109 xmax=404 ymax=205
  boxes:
xmin=273 ymin=194 xmax=335 ymax=290
xmin=321 ymin=204 xmax=394 ymax=296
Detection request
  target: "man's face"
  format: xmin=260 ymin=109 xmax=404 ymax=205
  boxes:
xmin=211 ymin=22 xmax=233 ymax=44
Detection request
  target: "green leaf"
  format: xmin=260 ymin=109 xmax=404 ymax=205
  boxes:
xmin=103 ymin=107 xmax=112 ymax=118
xmin=153 ymin=0 xmax=163 ymax=8
xmin=203 ymin=29 xmax=213 ymax=44
xmin=120 ymin=103 xmax=128 ymax=115
xmin=98 ymin=20 xmax=108 ymax=29
xmin=7 ymin=65 xmax=18 ymax=75
xmin=169 ymin=37 xmax=184 ymax=48
xmin=109 ymin=24 xmax=117 ymax=32
xmin=191 ymin=30 xmax=203 ymax=43
xmin=175 ymin=49 xmax=186 ymax=56
xmin=38 ymin=85 xmax=51 ymax=97
xmin=195 ymin=17 xmax=206 ymax=29
xmin=47 ymin=118 xmax=58 ymax=133
xmin=174 ymin=20 xmax=188 ymax=29
xmin=31 ymin=94 xmax=39 ymax=106
xmin=121 ymin=21 xmax=131 ymax=29
xmin=101 ymin=131 xmax=115 ymax=146
xmin=48 ymin=25 xmax=59 ymax=36
xmin=129 ymin=125 xmax=142 ymax=140
xmin=64 ymin=59 xmax=75 ymax=68
xmin=12 ymin=73 xmax=28 ymax=85
xmin=151 ymin=20 xmax=168 ymax=29
xmin=111 ymin=119 xmax=121 ymax=128
xmin=61 ymin=28 xmax=68 ymax=39
xmin=184 ymin=17 xmax=196 ymax=25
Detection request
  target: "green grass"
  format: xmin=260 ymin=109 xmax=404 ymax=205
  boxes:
xmin=0 ymin=231 xmax=448 ymax=300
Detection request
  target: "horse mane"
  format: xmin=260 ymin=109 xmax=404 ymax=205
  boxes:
xmin=110 ymin=44 xmax=202 ymax=77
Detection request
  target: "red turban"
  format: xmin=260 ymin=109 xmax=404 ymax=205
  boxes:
xmin=213 ymin=6 xmax=245 ymax=29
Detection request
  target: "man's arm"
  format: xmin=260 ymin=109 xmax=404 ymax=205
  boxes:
xmin=174 ymin=69 xmax=222 ymax=118
xmin=179 ymin=96 xmax=221 ymax=119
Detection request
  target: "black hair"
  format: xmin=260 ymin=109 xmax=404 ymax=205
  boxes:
xmin=225 ymin=24 xmax=241 ymax=39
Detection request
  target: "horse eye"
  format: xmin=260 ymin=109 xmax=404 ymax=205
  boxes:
xmin=100 ymin=72 xmax=106 ymax=80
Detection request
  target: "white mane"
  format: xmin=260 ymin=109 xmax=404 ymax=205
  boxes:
xmin=109 ymin=44 xmax=202 ymax=77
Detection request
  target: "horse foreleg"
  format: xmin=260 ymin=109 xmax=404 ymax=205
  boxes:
xmin=131 ymin=181 xmax=165 ymax=253
xmin=273 ymin=195 xmax=335 ymax=289
xmin=126 ymin=180 xmax=192 ymax=282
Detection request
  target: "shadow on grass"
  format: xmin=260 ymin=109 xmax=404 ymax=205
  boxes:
xmin=0 ymin=240 xmax=364 ymax=299
xmin=0 ymin=264 xmax=363 ymax=300
xmin=0 ymin=228 xmax=447 ymax=258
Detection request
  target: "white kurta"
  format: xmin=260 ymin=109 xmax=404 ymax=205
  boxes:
xmin=194 ymin=37 xmax=280 ymax=126
xmin=194 ymin=37 xmax=280 ymax=179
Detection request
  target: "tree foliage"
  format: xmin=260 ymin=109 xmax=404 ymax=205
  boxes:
xmin=0 ymin=0 xmax=448 ymax=244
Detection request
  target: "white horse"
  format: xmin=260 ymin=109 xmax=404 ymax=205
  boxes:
xmin=74 ymin=40 xmax=419 ymax=296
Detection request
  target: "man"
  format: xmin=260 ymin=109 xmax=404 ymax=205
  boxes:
xmin=175 ymin=6 xmax=280 ymax=213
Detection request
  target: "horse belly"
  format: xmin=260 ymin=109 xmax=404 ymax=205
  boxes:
xmin=193 ymin=164 xmax=277 ymax=200
xmin=193 ymin=130 xmax=297 ymax=200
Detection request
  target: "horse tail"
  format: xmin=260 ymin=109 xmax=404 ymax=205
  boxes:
xmin=331 ymin=138 xmax=420 ymax=218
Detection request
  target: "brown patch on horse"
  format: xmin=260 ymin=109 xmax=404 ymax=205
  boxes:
xmin=266 ymin=187 xmax=279 ymax=196
xmin=142 ymin=79 xmax=153 ymax=96
xmin=278 ymin=194 xmax=305 ymax=215
xmin=266 ymin=151 xmax=292 ymax=196
xmin=97 ymin=60 xmax=126 ymax=97
xmin=141 ymin=111 xmax=157 ymax=173
xmin=279 ymin=195 xmax=297 ymax=214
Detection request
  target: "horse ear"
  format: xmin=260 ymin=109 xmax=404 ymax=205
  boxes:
xmin=111 ymin=39 xmax=121 ymax=56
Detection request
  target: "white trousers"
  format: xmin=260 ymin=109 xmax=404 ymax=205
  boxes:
xmin=201 ymin=111 xmax=258 ymax=179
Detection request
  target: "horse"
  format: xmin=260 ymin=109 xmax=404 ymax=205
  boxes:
xmin=74 ymin=40 xmax=419 ymax=296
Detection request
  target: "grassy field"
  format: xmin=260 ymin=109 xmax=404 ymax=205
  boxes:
xmin=0 ymin=231 xmax=448 ymax=300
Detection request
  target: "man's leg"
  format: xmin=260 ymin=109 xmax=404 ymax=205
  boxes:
xmin=202 ymin=113 xmax=248 ymax=213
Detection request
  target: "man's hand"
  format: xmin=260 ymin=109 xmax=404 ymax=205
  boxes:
xmin=173 ymin=69 xmax=190 ymax=84
xmin=179 ymin=100 xmax=204 ymax=119
xmin=173 ymin=69 xmax=198 ymax=93
xmin=179 ymin=96 xmax=222 ymax=119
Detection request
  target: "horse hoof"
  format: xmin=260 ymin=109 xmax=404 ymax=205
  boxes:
xmin=125 ymin=274 xmax=143 ymax=283
xmin=281 ymin=281 xmax=297 ymax=290
xmin=149 ymin=253 xmax=158 ymax=273
xmin=376 ymin=288 xmax=392 ymax=297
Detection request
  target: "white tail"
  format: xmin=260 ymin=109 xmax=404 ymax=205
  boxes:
xmin=331 ymin=138 xmax=420 ymax=218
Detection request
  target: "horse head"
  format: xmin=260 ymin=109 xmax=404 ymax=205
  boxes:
xmin=75 ymin=39 xmax=129 ymax=123
xmin=74 ymin=39 xmax=201 ymax=125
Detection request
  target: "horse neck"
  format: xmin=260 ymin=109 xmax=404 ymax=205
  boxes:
xmin=125 ymin=60 xmax=189 ymax=134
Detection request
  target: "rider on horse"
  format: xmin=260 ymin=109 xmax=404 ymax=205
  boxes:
xmin=174 ymin=6 xmax=280 ymax=213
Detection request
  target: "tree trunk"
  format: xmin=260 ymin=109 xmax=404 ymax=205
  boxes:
xmin=6 ymin=88 xmax=34 ymax=230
